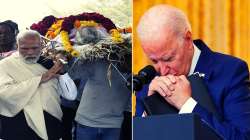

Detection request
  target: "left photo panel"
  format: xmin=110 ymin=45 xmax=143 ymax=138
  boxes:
xmin=0 ymin=0 xmax=132 ymax=140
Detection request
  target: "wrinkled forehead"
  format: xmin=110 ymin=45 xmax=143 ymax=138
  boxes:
xmin=139 ymin=25 xmax=178 ymax=47
xmin=142 ymin=37 xmax=178 ymax=59
xmin=142 ymin=33 xmax=176 ymax=50
xmin=19 ymin=35 xmax=40 ymax=43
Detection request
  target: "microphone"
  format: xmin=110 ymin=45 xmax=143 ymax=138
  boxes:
xmin=127 ymin=65 xmax=156 ymax=91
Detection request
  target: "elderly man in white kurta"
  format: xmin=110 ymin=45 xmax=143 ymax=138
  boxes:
xmin=0 ymin=30 xmax=63 ymax=140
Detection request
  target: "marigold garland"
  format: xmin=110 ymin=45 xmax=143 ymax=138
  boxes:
xmin=45 ymin=20 xmax=63 ymax=39
xmin=60 ymin=30 xmax=74 ymax=52
xmin=74 ymin=20 xmax=99 ymax=28
xmin=30 ymin=12 xmax=129 ymax=57
xmin=110 ymin=29 xmax=124 ymax=43
xmin=49 ymin=19 xmax=123 ymax=54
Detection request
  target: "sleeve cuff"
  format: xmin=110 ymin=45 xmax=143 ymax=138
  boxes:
xmin=179 ymin=97 xmax=197 ymax=114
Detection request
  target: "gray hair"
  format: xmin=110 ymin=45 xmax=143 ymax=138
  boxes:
xmin=16 ymin=30 xmax=41 ymax=46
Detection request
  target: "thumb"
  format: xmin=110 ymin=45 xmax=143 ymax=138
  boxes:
xmin=148 ymin=90 xmax=154 ymax=96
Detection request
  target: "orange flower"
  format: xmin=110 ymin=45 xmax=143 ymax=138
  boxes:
xmin=125 ymin=27 xmax=132 ymax=33
xmin=74 ymin=20 xmax=81 ymax=28
xmin=45 ymin=20 xmax=64 ymax=39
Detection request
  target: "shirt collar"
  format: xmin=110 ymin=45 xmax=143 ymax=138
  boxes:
xmin=188 ymin=43 xmax=201 ymax=76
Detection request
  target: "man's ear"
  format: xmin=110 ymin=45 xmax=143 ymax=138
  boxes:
xmin=185 ymin=30 xmax=192 ymax=41
xmin=184 ymin=30 xmax=193 ymax=48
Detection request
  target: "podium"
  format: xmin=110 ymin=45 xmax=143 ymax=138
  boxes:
xmin=133 ymin=114 xmax=222 ymax=140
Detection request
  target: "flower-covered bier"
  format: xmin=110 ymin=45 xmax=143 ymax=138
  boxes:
xmin=31 ymin=12 xmax=128 ymax=57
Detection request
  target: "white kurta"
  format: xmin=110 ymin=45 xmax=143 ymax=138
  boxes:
xmin=0 ymin=52 xmax=62 ymax=140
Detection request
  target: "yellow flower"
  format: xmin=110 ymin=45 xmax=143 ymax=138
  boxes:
xmin=60 ymin=31 xmax=71 ymax=50
xmin=45 ymin=20 xmax=64 ymax=39
xmin=63 ymin=42 xmax=71 ymax=47
xmin=60 ymin=30 xmax=80 ymax=57
xmin=51 ymin=24 xmax=59 ymax=29
xmin=71 ymin=50 xmax=80 ymax=57
xmin=54 ymin=28 xmax=61 ymax=36
xmin=112 ymin=37 xmax=124 ymax=43
xmin=75 ymin=20 xmax=91 ymax=28
xmin=60 ymin=30 xmax=68 ymax=35
xmin=110 ymin=29 xmax=124 ymax=43
xmin=78 ymin=20 xmax=98 ymax=28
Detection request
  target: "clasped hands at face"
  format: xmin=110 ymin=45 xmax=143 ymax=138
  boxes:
xmin=148 ymin=75 xmax=192 ymax=110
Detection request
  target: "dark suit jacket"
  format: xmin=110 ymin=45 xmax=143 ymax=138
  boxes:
xmin=136 ymin=39 xmax=250 ymax=140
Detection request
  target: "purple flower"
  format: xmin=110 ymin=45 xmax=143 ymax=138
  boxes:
xmin=42 ymin=15 xmax=56 ymax=28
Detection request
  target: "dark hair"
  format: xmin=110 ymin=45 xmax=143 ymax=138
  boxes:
xmin=0 ymin=20 xmax=19 ymax=35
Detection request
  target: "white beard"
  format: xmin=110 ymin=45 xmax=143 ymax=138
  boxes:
xmin=19 ymin=54 xmax=40 ymax=64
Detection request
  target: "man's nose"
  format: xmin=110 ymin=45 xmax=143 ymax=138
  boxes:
xmin=158 ymin=62 xmax=170 ymax=76
xmin=26 ymin=49 xmax=35 ymax=55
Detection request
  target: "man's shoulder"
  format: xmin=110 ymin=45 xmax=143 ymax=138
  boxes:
xmin=212 ymin=52 xmax=247 ymax=69
xmin=0 ymin=54 xmax=14 ymax=65
xmin=194 ymin=39 xmax=246 ymax=67
xmin=209 ymin=52 xmax=249 ymax=84
xmin=0 ymin=55 xmax=16 ymax=74
xmin=197 ymin=46 xmax=248 ymax=82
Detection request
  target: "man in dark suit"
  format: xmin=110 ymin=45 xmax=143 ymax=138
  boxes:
xmin=136 ymin=4 xmax=250 ymax=140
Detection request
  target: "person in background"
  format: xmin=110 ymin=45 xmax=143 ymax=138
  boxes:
xmin=119 ymin=98 xmax=131 ymax=140
xmin=0 ymin=20 xmax=19 ymax=59
xmin=68 ymin=26 xmax=131 ymax=140
xmin=61 ymin=79 xmax=85 ymax=140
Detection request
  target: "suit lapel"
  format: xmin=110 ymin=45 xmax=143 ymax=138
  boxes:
xmin=193 ymin=40 xmax=214 ymax=81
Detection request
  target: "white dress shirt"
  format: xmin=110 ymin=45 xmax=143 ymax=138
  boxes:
xmin=179 ymin=44 xmax=201 ymax=114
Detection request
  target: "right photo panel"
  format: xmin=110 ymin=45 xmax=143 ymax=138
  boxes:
xmin=132 ymin=1 xmax=250 ymax=140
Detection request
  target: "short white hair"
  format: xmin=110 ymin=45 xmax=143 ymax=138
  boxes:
xmin=16 ymin=30 xmax=41 ymax=46
xmin=137 ymin=4 xmax=191 ymax=43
